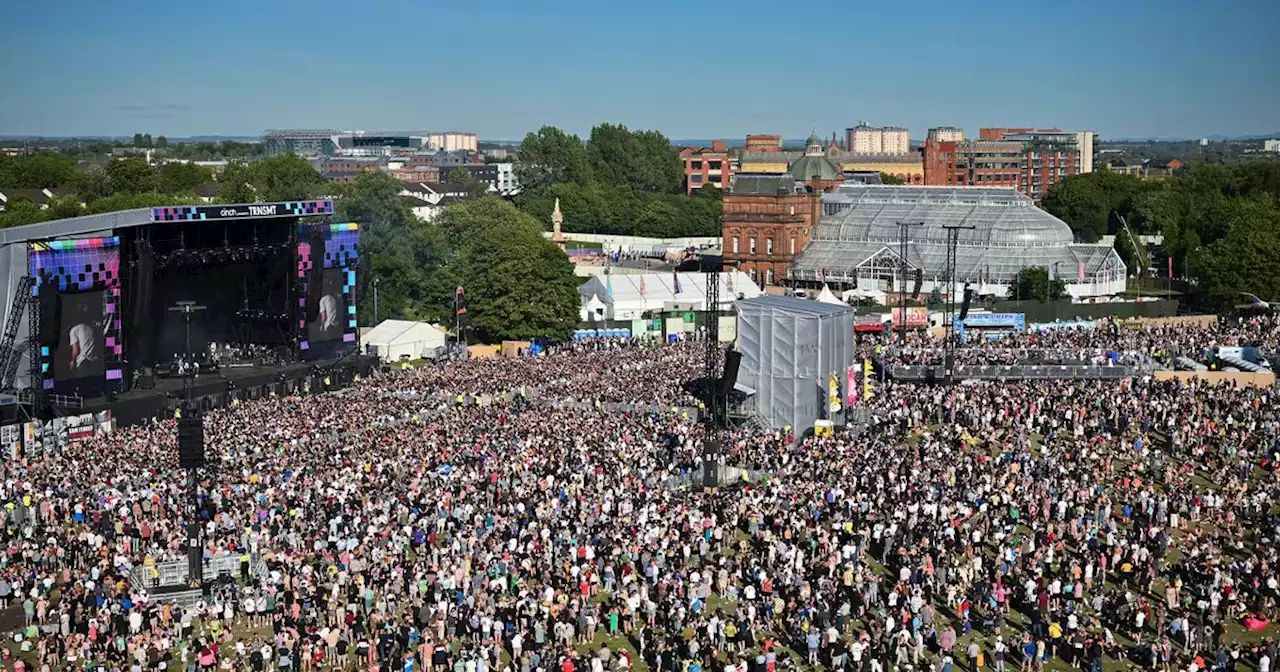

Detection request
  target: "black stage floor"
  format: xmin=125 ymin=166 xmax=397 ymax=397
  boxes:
xmin=66 ymin=355 xmax=381 ymax=426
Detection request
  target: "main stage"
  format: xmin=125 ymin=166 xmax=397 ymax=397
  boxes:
xmin=0 ymin=199 xmax=365 ymax=425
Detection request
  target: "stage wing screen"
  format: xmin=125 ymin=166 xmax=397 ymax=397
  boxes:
xmin=55 ymin=290 xmax=107 ymax=381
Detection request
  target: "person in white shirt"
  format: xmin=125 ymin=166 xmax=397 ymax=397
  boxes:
xmin=318 ymin=294 xmax=340 ymax=333
xmin=68 ymin=322 xmax=98 ymax=373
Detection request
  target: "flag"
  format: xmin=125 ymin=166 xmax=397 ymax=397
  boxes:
xmin=639 ymin=274 xmax=646 ymax=299
xmin=820 ymin=267 xmax=826 ymax=284
xmin=455 ymin=285 xmax=467 ymax=316
xmin=673 ymin=272 xmax=681 ymax=295
xmin=726 ymin=271 xmax=734 ymax=295
xmin=828 ymin=374 xmax=841 ymax=413
xmin=1168 ymin=256 xmax=1173 ymax=279
xmin=605 ymin=265 xmax=613 ymax=298
xmin=845 ymin=365 xmax=858 ymax=405
xmin=1077 ymin=261 xmax=1085 ymax=283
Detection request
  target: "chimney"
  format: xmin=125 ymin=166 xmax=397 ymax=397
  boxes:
xmin=712 ymin=140 xmax=726 ymax=152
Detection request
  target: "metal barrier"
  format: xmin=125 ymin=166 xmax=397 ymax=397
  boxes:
xmin=129 ymin=553 xmax=264 ymax=594
xmin=892 ymin=364 xmax=1137 ymax=381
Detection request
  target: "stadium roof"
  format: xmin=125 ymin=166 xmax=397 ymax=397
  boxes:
xmin=792 ymin=184 xmax=1125 ymax=283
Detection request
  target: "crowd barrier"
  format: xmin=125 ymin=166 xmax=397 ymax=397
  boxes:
xmin=128 ymin=553 xmax=268 ymax=598
xmin=1152 ymin=370 xmax=1276 ymax=387
xmin=892 ymin=364 xmax=1137 ymax=381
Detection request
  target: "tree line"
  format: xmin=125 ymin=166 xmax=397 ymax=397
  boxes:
xmin=1041 ymin=162 xmax=1280 ymax=305
xmin=513 ymin=124 xmax=722 ymax=238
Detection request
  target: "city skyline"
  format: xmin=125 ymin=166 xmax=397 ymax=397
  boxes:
xmin=1 ymin=0 xmax=1277 ymax=141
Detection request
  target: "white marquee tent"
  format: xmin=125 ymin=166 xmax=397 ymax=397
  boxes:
xmin=579 ymin=270 xmax=763 ymax=321
xmin=363 ymin=319 xmax=448 ymax=362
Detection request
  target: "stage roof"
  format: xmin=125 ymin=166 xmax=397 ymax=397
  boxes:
xmin=0 ymin=208 xmax=154 ymax=246
xmin=0 ymin=200 xmax=335 ymax=246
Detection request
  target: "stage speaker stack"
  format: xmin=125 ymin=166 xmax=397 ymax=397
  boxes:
xmin=702 ymin=437 xmax=720 ymax=490
xmin=177 ymin=413 xmax=206 ymax=469
xmin=959 ymin=284 xmax=973 ymax=321
xmin=719 ymin=349 xmax=742 ymax=396
xmin=911 ymin=269 xmax=923 ymax=299
xmin=138 ymin=367 xmax=156 ymax=390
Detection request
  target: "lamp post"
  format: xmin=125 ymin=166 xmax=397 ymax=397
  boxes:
xmin=372 ymin=277 xmax=380 ymax=326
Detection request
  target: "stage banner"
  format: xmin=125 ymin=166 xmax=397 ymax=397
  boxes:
xmin=1 ymin=424 xmax=19 ymax=461
xmin=846 ymin=365 xmax=858 ymax=405
xmin=828 ymin=374 xmax=841 ymax=413
xmin=862 ymin=359 xmax=874 ymax=400
xmin=22 ymin=422 xmax=40 ymax=455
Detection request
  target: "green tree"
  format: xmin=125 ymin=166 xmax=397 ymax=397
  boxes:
xmin=1012 ymin=266 xmax=1067 ymax=302
xmin=217 ymin=156 xmax=324 ymax=202
xmin=879 ymin=172 xmax=906 ymax=185
xmin=1042 ymin=172 xmax=1139 ymax=242
xmin=156 ymin=162 xmax=212 ymax=194
xmin=105 ymin=156 xmax=157 ymax=193
xmin=0 ymin=151 xmax=79 ymax=187
xmin=74 ymin=165 xmax=113 ymax=201
xmin=132 ymin=133 xmax=145 ymax=148
xmin=155 ymin=136 xmax=168 ymax=149
xmin=586 ymin=123 xmax=682 ymax=193
xmin=142 ymin=133 xmax=153 ymax=148
xmin=515 ymin=126 xmax=593 ymax=191
xmin=437 ymin=198 xmax=579 ymax=342
xmin=0 ymin=197 xmax=50 ymax=229
xmin=1187 ymin=197 xmax=1280 ymax=304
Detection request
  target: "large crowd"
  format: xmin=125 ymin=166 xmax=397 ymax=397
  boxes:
xmin=0 ymin=323 xmax=1277 ymax=672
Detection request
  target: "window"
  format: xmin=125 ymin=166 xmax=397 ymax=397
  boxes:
xmin=765 ymin=269 xmax=775 ymax=285
xmin=749 ymin=268 xmax=757 ymax=282
xmin=690 ymin=174 xmax=703 ymax=185
xmin=790 ymin=237 xmax=796 ymax=254
xmin=732 ymin=236 xmax=739 ymax=254
xmin=690 ymin=160 xmax=702 ymax=170
xmin=708 ymin=161 xmax=722 ymax=170
xmin=750 ymin=237 xmax=757 ymax=254
xmin=766 ymin=238 xmax=774 ymax=255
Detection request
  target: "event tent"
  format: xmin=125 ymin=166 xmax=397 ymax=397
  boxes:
xmin=363 ymin=319 xmax=448 ymax=362
xmin=579 ymin=270 xmax=762 ymax=321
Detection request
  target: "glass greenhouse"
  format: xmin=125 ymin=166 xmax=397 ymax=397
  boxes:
xmin=791 ymin=185 xmax=1126 ymax=297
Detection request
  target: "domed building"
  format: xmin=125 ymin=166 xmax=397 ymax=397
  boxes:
xmin=789 ymin=133 xmax=843 ymax=191
xmin=790 ymin=183 xmax=1126 ymax=298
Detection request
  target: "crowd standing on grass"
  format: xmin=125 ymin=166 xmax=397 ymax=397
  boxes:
xmin=0 ymin=323 xmax=1276 ymax=672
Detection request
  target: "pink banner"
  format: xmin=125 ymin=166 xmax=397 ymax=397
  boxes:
xmin=846 ymin=365 xmax=858 ymax=405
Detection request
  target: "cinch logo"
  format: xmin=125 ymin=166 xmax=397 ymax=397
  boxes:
xmin=248 ymin=205 xmax=278 ymax=216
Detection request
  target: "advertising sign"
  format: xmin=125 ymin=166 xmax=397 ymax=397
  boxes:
xmin=890 ymin=306 xmax=928 ymax=328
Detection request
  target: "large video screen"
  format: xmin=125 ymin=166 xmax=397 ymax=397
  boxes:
xmin=55 ymin=290 xmax=106 ymax=381
xmin=307 ymin=268 xmax=346 ymax=343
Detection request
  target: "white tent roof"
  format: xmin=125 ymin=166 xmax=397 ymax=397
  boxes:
xmin=579 ymin=270 xmax=763 ymax=312
xmin=363 ymin=319 xmax=447 ymax=347
xmin=816 ymin=284 xmax=843 ymax=305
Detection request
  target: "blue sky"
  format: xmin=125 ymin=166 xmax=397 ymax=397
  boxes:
xmin=1 ymin=0 xmax=1276 ymax=141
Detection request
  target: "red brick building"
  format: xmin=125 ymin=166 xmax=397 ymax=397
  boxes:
xmin=921 ymin=131 xmax=1088 ymax=198
xmin=678 ymin=140 xmax=735 ymax=194
xmin=721 ymin=174 xmax=820 ymax=287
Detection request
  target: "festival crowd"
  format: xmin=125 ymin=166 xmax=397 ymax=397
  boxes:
xmin=0 ymin=325 xmax=1275 ymax=672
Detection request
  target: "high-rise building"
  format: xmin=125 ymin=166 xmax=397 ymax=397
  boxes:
xmin=427 ymin=132 xmax=479 ymax=153
xmin=1263 ymin=139 xmax=1280 ymax=153
xmin=927 ymin=127 xmax=965 ymax=143
xmin=845 ymin=123 xmax=910 ymax=156
xmin=745 ymin=134 xmax=782 ymax=152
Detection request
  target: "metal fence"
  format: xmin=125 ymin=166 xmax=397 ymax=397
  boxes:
xmin=129 ymin=553 xmax=268 ymax=596
xmin=892 ymin=364 xmax=1137 ymax=381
